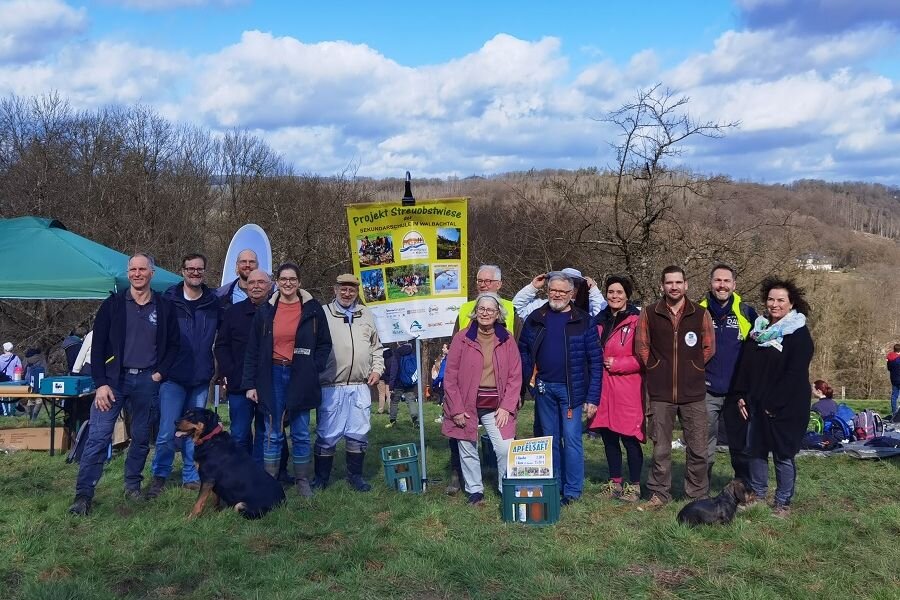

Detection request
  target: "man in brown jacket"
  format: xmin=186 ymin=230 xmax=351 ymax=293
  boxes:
xmin=635 ymin=265 xmax=715 ymax=507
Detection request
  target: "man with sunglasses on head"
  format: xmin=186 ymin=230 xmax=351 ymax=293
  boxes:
xmin=145 ymin=253 xmax=223 ymax=499
xmin=518 ymin=271 xmax=603 ymax=505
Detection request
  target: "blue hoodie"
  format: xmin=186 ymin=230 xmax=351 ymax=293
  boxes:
xmin=163 ymin=283 xmax=222 ymax=386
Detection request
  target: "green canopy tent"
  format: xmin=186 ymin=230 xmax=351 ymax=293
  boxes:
xmin=0 ymin=216 xmax=181 ymax=299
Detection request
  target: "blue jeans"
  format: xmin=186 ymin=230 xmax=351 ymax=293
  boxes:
xmin=75 ymin=370 xmax=157 ymax=498
xmin=891 ymin=385 xmax=900 ymax=417
xmin=228 ymin=391 xmax=264 ymax=465
xmin=535 ymin=381 xmax=584 ymax=498
xmin=151 ymin=381 xmax=208 ymax=483
xmin=264 ymin=365 xmax=312 ymax=468
xmin=749 ymin=453 xmax=796 ymax=507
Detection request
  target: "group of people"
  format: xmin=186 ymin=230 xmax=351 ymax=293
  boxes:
xmin=440 ymin=263 xmax=813 ymax=519
xmin=69 ymin=251 xmax=385 ymax=515
xmin=65 ymin=250 xmax=816 ymax=520
xmin=1 ymin=342 xmax=50 ymax=419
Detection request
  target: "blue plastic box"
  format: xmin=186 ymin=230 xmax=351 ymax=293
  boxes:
xmin=39 ymin=376 xmax=94 ymax=396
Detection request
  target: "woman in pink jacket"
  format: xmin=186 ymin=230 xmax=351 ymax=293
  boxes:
xmin=588 ymin=275 xmax=645 ymax=502
xmin=442 ymin=292 xmax=521 ymax=505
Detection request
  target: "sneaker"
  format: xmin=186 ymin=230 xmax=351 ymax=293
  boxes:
xmin=68 ymin=495 xmax=91 ymax=516
xmin=434 ymin=415 xmax=444 ymax=424
xmin=599 ymin=481 xmax=623 ymax=499
xmin=772 ymin=504 xmax=791 ymax=519
xmin=467 ymin=492 xmax=485 ymax=505
xmin=445 ymin=472 xmax=461 ymax=496
xmin=143 ymin=476 xmax=167 ymax=500
xmin=385 ymin=420 xmax=396 ymax=429
xmin=619 ymin=482 xmax=641 ymax=503
xmin=182 ymin=481 xmax=201 ymax=492
xmin=123 ymin=488 xmax=143 ymax=502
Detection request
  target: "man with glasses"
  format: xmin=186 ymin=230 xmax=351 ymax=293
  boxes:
xmin=518 ymin=272 xmax=603 ymax=505
xmin=313 ymin=274 xmax=384 ymax=491
xmin=145 ymin=253 xmax=223 ymax=499
xmin=635 ymin=265 xmax=715 ymax=508
xmin=456 ymin=265 xmax=515 ymax=332
xmin=216 ymin=249 xmax=262 ymax=308
xmin=69 ymin=253 xmax=180 ymax=515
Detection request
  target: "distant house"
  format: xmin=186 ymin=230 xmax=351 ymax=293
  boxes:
xmin=797 ymin=253 xmax=833 ymax=271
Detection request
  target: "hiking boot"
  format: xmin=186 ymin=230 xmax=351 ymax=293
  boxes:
xmin=123 ymin=488 xmax=143 ymax=502
xmin=445 ymin=471 xmax=462 ymax=496
xmin=639 ymin=494 xmax=668 ymax=510
xmin=599 ymin=480 xmax=623 ymax=499
xmin=467 ymin=492 xmax=485 ymax=506
xmin=772 ymin=504 xmax=791 ymax=519
xmin=619 ymin=482 xmax=641 ymax=503
xmin=68 ymin=495 xmax=91 ymax=516
xmin=738 ymin=497 xmax=763 ymax=512
xmin=561 ymin=496 xmax=579 ymax=506
xmin=182 ymin=481 xmax=201 ymax=492
xmin=385 ymin=420 xmax=396 ymax=429
xmin=143 ymin=476 xmax=167 ymax=500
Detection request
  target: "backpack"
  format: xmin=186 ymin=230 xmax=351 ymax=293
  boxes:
xmin=807 ymin=411 xmax=824 ymax=434
xmin=398 ymin=352 xmax=418 ymax=388
xmin=823 ymin=415 xmax=853 ymax=443
xmin=852 ymin=409 xmax=884 ymax=441
xmin=834 ymin=403 xmax=856 ymax=433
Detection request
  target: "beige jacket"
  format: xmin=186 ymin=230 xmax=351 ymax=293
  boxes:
xmin=319 ymin=300 xmax=384 ymax=386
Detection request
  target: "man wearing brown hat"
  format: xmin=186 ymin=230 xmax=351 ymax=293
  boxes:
xmin=312 ymin=273 xmax=384 ymax=491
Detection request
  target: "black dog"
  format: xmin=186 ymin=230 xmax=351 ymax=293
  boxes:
xmin=676 ymin=479 xmax=753 ymax=526
xmin=176 ymin=408 xmax=285 ymax=519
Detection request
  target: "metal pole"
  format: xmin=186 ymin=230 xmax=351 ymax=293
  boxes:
xmin=415 ymin=335 xmax=427 ymax=491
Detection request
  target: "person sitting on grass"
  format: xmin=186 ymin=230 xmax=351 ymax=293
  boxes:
xmin=811 ymin=380 xmax=837 ymax=418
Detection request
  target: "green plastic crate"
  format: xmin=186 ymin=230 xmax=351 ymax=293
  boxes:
xmin=501 ymin=478 xmax=560 ymax=525
xmin=380 ymin=443 xmax=422 ymax=494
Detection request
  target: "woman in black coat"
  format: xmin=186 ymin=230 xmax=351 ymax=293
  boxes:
xmin=244 ymin=263 xmax=332 ymax=497
xmin=733 ymin=277 xmax=813 ymax=518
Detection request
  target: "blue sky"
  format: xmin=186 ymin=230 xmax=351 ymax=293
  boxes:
xmin=2 ymin=0 xmax=899 ymax=183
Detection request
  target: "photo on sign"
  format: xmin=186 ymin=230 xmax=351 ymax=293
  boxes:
xmin=360 ymin=268 xmax=386 ymax=303
xmin=436 ymin=227 xmax=461 ymax=259
xmin=385 ymin=264 xmax=431 ymax=299
xmin=433 ymin=263 xmax=461 ymax=294
xmin=399 ymin=230 xmax=428 ymax=260
xmin=356 ymin=232 xmax=395 ymax=266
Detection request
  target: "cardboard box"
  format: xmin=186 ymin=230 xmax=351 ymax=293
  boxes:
xmin=0 ymin=427 xmax=71 ymax=451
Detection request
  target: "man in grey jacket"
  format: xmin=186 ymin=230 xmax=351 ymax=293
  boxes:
xmin=313 ymin=274 xmax=384 ymax=491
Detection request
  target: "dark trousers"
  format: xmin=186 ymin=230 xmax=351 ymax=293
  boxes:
xmin=722 ymin=396 xmax=751 ymax=483
xmin=75 ymin=370 xmax=157 ymax=499
xmin=598 ymin=428 xmax=643 ymax=483
xmin=646 ymin=399 xmax=709 ymax=501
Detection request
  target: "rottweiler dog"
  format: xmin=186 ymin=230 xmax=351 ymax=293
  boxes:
xmin=676 ymin=479 xmax=753 ymax=527
xmin=176 ymin=408 xmax=285 ymax=519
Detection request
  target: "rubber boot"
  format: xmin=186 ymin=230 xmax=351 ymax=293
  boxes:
xmin=294 ymin=462 xmax=314 ymax=498
xmin=263 ymin=460 xmax=279 ymax=480
xmin=345 ymin=451 xmax=372 ymax=492
xmin=311 ymin=453 xmax=334 ymax=490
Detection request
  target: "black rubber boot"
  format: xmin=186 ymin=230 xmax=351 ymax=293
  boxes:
xmin=346 ymin=451 xmax=372 ymax=492
xmin=311 ymin=453 xmax=334 ymax=490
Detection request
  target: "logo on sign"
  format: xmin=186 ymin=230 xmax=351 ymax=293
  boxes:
xmin=53 ymin=381 xmax=65 ymax=393
xmin=410 ymin=320 xmax=424 ymax=331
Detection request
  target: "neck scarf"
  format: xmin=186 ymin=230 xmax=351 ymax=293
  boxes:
xmin=750 ymin=310 xmax=806 ymax=350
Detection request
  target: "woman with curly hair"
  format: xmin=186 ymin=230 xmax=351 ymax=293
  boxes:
xmin=733 ymin=277 xmax=814 ymax=518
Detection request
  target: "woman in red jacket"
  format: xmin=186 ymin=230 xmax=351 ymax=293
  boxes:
xmin=588 ymin=275 xmax=645 ymax=502
xmin=442 ymin=292 xmax=521 ymax=505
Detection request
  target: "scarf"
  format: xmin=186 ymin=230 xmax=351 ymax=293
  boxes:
xmin=750 ymin=310 xmax=806 ymax=350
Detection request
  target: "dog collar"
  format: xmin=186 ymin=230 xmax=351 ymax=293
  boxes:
xmin=196 ymin=424 xmax=223 ymax=445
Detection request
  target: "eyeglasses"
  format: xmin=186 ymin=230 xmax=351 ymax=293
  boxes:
xmin=183 ymin=267 xmax=206 ymax=273
xmin=476 ymin=307 xmax=498 ymax=315
xmin=278 ymin=277 xmax=299 ymax=284
xmin=476 ymin=279 xmax=499 ymax=285
xmin=548 ymin=288 xmax=573 ymax=296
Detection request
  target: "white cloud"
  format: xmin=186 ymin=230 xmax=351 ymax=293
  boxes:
xmin=0 ymin=0 xmax=86 ymax=63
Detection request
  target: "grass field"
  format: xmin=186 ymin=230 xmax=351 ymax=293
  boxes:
xmin=1 ymin=400 xmax=899 ymax=600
